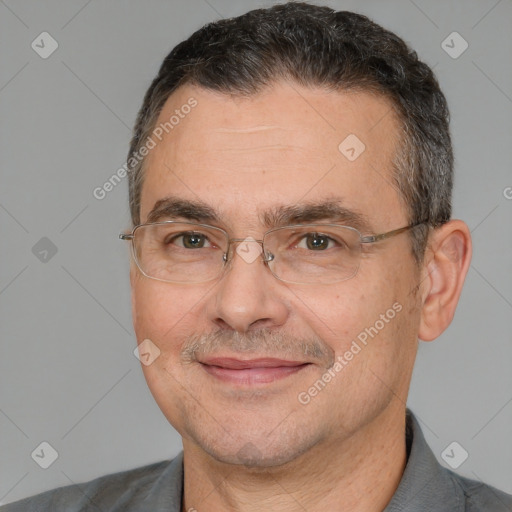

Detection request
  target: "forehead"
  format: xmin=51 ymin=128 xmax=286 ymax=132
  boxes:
xmin=140 ymin=81 xmax=405 ymax=230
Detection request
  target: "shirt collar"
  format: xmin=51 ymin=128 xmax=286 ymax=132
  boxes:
xmin=143 ymin=450 xmax=184 ymax=511
xmin=149 ymin=409 xmax=464 ymax=511
xmin=383 ymin=409 xmax=464 ymax=511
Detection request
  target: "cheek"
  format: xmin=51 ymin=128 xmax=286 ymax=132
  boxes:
xmin=293 ymin=283 xmax=390 ymax=352
xmin=132 ymin=281 xmax=205 ymax=416
xmin=303 ymin=272 xmax=413 ymax=368
xmin=131 ymin=279 xmax=204 ymax=353
xmin=339 ymin=264 xmax=420 ymax=379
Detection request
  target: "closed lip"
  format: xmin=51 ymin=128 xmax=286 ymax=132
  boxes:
xmin=199 ymin=357 xmax=309 ymax=369
xmin=199 ymin=356 xmax=311 ymax=386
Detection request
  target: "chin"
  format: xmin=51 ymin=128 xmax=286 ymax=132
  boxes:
xmin=187 ymin=419 xmax=323 ymax=469
xmin=207 ymin=443 xmax=313 ymax=469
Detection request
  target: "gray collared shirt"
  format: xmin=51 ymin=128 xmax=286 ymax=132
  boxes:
xmin=2 ymin=410 xmax=511 ymax=511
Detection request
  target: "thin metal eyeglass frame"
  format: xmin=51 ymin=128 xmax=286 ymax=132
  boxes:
xmin=119 ymin=220 xmax=427 ymax=284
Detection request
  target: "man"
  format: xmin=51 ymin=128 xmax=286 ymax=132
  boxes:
xmin=3 ymin=2 xmax=511 ymax=511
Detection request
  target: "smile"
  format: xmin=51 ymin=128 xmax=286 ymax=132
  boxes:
xmin=199 ymin=357 xmax=312 ymax=385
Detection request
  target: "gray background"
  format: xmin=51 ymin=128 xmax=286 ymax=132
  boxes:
xmin=1 ymin=0 xmax=511 ymax=505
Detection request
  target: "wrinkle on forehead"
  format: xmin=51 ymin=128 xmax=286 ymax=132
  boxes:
xmin=173 ymin=123 xmax=314 ymax=157
xmin=141 ymin=83 xmax=405 ymax=228
xmin=198 ymin=144 xmax=309 ymax=154
xmin=214 ymin=125 xmax=288 ymax=133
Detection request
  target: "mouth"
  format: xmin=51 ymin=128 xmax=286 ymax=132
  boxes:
xmin=199 ymin=357 xmax=312 ymax=385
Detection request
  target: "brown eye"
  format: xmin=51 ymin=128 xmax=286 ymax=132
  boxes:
xmin=297 ymin=233 xmax=336 ymax=251
xmin=168 ymin=232 xmax=211 ymax=249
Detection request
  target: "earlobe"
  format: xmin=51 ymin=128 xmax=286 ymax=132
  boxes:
xmin=418 ymin=220 xmax=472 ymax=342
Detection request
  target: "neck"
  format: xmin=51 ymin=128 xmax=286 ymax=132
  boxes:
xmin=181 ymin=405 xmax=408 ymax=512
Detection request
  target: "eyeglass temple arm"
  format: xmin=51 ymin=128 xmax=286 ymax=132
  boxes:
xmin=360 ymin=222 xmax=425 ymax=244
xmin=119 ymin=234 xmax=134 ymax=240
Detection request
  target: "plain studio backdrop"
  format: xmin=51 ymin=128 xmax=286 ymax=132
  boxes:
xmin=1 ymin=0 xmax=511 ymax=505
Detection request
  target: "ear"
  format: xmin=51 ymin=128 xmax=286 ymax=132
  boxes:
xmin=418 ymin=220 xmax=472 ymax=342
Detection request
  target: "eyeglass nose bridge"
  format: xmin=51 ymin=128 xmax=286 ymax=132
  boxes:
xmin=222 ymin=237 xmax=275 ymax=264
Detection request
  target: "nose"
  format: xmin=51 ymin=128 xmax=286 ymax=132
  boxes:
xmin=208 ymin=238 xmax=289 ymax=333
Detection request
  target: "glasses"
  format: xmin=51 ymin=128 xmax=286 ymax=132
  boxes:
xmin=119 ymin=221 xmax=425 ymax=285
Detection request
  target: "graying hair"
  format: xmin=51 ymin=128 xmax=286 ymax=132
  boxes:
xmin=127 ymin=2 xmax=453 ymax=263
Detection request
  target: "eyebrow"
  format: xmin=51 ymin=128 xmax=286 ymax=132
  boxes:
xmin=146 ymin=195 xmax=374 ymax=233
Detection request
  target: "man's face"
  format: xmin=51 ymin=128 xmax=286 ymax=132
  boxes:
xmin=130 ymin=82 xmax=422 ymax=467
